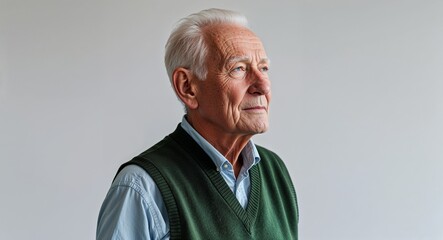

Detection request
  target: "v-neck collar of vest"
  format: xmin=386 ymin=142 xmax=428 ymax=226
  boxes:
xmin=169 ymin=124 xmax=261 ymax=233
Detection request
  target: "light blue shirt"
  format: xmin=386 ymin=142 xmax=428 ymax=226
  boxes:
xmin=97 ymin=117 xmax=261 ymax=240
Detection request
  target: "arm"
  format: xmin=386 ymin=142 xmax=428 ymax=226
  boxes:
xmin=96 ymin=165 xmax=169 ymax=240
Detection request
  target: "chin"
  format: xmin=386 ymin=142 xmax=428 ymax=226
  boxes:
xmin=257 ymin=126 xmax=269 ymax=133
xmin=237 ymin=118 xmax=269 ymax=134
xmin=254 ymin=129 xmax=267 ymax=135
xmin=249 ymin=122 xmax=269 ymax=134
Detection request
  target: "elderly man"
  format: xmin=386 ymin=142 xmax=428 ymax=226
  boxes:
xmin=97 ymin=8 xmax=298 ymax=239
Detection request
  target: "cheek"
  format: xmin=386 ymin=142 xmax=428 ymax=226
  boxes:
xmin=230 ymin=84 xmax=249 ymax=104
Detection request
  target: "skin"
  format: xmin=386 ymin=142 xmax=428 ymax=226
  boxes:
xmin=172 ymin=23 xmax=271 ymax=177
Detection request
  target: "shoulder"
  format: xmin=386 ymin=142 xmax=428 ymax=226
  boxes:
xmin=112 ymin=165 xmax=156 ymax=193
xmin=114 ymin=164 xmax=150 ymax=182
xmin=113 ymin=163 xmax=166 ymax=203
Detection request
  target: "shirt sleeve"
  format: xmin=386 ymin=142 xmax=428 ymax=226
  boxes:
xmin=96 ymin=165 xmax=169 ymax=240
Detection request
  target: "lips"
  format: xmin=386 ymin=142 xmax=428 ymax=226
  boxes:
xmin=243 ymin=106 xmax=267 ymax=111
xmin=243 ymin=96 xmax=268 ymax=111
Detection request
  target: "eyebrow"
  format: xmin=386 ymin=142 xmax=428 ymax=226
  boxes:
xmin=226 ymin=56 xmax=270 ymax=65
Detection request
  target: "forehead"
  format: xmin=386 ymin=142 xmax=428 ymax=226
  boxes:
xmin=203 ymin=24 xmax=266 ymax=61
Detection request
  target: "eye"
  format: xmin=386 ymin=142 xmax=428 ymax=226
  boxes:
xmin=260 ymin=66 xmax=269 ymax=72
xmin=229 ymin=65 xmax=247 ymax=79
xmin=232 ymin=66 xmax=246 ymax=72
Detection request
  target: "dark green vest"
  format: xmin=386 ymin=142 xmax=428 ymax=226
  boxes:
xmin=117 ymin=125 xmax=299 ymax=239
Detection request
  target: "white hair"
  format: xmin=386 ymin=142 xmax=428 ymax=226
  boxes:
xmin=164 ymin=8 xmax=249 ymax=83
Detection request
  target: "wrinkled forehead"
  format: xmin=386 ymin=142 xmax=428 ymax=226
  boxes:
xmin=203 ymin=24 xmax=267 ymax=62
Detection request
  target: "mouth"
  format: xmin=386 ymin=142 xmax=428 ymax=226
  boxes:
xmin=242 ymin=106 xmax=267 ymax=111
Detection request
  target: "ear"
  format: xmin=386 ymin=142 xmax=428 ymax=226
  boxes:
xmin=172 ymin=68 xmax=199 ymax=110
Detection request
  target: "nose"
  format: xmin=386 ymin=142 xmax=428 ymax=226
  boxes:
xmin=248 ymin=68 xmax=271 ymax=95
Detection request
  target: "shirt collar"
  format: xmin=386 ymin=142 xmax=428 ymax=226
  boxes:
xmin=180 ymin=116 xmax=261 ymax=171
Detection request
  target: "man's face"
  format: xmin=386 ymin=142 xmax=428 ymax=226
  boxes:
xmin=191 ymin=24 xmax=271 ymax=138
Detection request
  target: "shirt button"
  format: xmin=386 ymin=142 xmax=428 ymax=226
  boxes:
xmin=223 ymin=163 xmax=229 ymax=169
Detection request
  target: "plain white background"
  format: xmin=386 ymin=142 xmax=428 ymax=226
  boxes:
xmin=1 ymin=0 xmax=443 ymax=239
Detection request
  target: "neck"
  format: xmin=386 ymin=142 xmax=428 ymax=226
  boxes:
xmin=186 ymin=115 xmax=252 ymax=177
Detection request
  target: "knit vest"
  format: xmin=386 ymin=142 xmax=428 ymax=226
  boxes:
xmin=117 ymin=125 xmax=299 ymax=239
